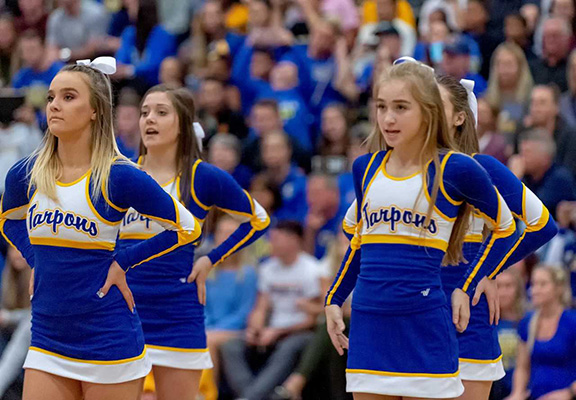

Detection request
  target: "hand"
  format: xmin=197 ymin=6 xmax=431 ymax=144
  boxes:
xmin=187 ymin=256 xmax=213 ymax=306
xmin=325 ymin=304 xmax=348 ymax=355
xmin=537 ymin=388 xmax=573 ymax=400
xmin=508 ymin=155 xmax=525 ymax=179
xmin=245 ymin=326 xmax=260 ymax=346
xmin=473 ymin=277 xmax=500 ymax=325
xmin=451 ymin=289 xmax=470 ymax=333
xmin=258 ymin=327 xmax=281 ymax=347
xmin=98 ymin=261 xmax=135 ymax=312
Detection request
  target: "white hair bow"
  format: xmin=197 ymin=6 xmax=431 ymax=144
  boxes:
xmin=393 ymin=56 xmax=435 ymax=72
xmin=459 ymin=79 xmax=478 ymax=127
xmin=76 ymin=57 xmax=117 ymax=75
xmin=193 ymin=122 xmax=205 ymax=151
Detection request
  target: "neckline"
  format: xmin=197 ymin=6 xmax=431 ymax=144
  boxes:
xmin=381 ymin=151 xmax=422 ymax=181
xmin=56 ymin=169 xmax=91 ymax=187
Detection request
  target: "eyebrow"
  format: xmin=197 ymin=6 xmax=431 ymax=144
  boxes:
xmin=47 ymin=87 xmax=80 ymax=95
xmin=141 ymin=103 xmax=171 ymax=109
xmin=376 ymin=99 xmax=411 ymax=104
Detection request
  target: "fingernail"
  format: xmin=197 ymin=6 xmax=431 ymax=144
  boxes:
xmin=29 ymin=295 xmax=34 ymax=301
xmin=97 ymin=291 xmax=104 ymax=298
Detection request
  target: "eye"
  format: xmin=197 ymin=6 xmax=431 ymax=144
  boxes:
xmin=140 ymin=110 xmax=148 ymax=117
xmin=64 ymin=94 xmax=74 ymax=101
xmin=376 ymin=104 xmax=385 ymax=110
xmin=158 ymin=110 xmax=167 ymax=116
xmin=46 ymin=95 xmax=54 ymax=102
xmin=397 ymin=104 xmax=406 ymax=110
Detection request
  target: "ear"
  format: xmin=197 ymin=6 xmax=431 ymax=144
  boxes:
xmin=91 ymin=109 xmax=97 ymax=121
xmin=454 ymin=111 xmax=466 ymax=127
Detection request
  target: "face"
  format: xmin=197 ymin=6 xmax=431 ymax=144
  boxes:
xmin=250 ymin=105 xmax=281 ymax=135
xmin=199 ymin=80 xmax=225 ymax=113
xmin=530 ymin=269 xmax=562 ymax=308
xmin=20 ymin=37 xmax=44 ymax=68
xmin=496 ymin=271 xmax=520 ymax=313
xmin=270 ymin=62 xmax=298 ymax=90
xmin=542 ymin=21 xmax=570 ymax=58
xmin=159 ymin=58 xmax=183 ymax=87
xmin=477 ymin=99 xmax=495 ymax=133
xmin=442 ymin=53 xmax=470 ymax=78
xmin=529 ymin=87 xmax=558 ymax=126
xmin=552 ymin=0 xmax=575 ymax=20
xmin=520 ymin=139 xmax=551 ymax=175
xmin=463 ymin=1 xmax=487 ymax=31
xmin=19 ymin=0 xmax=44 ymax=14
xmin=310 ymin=24 xmax=336 ymax=55
xmin=270 ymin=229 xmax=301 ymax=259
xmin=249 ymin=0 xmax=270 ymax=27
xmin=116 ymin=104 xmax=140 ymax=135
xmin=307 ymin=176 xmax=335 ymax=211
xmin=261 ymin=133 xmax=290 ymax=169
xmin=139 ymin=92 xmax=180 ymax=150
xmin=380 ymin=34 xmax=401 ymax=60
xmin=209 ymin=142 xmax=238 ymax=172
xmin=214 ymin=218 xmax=239 ymax=246
xmin=496 ymin=49 xmax=520 ymax=88
xmin=47 ymin=71 xmax=96 ymax=139
xmin=429 ymin=20 xmax=449 ymax=43
xmin=203 ymin=2 xmax=223 ymax=34
xmin=376 ymin=0 xmax=395 ymax=21
xmin=0 ymin=19 xmax=15 ymax=50
xmin=376 ymin=79 xmax=425 ymax=150
xmin=250 ymin=52 xmax=274 ymax=80
xmin=505 ymin=16 xmax=526 ymax=43
xmin=322 ymin=107 xmax=347 ymax=142
xmin=438 ymin=84 xmax=464 ymax=138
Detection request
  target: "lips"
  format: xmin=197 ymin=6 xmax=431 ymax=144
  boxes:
xmin=145 ymin=128 xmax=159 ymax=135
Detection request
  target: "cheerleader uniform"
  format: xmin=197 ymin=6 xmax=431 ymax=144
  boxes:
xmin=117 ymin=159 xmax=269 ymax=369
xmin=328 ymin=150 xmax=521 ymax=398
xmin=441 ymin=154 xmax=557 ymax=382
xmin=0 ymin=159 xmax=200 ymax=384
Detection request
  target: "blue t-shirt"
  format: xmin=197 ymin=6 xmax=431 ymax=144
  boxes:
xmin=518 ymin=310 xmax=576 ymax=398
xmin=275 ymin=166 xmax=308 ymax=224
xmin=205 ymin=266 xmax=258 ymax=331
xmin=12 ymin=62 xmax=64 ymax=90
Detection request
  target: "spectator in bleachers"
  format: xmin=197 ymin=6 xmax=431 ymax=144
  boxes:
xmin=506 ymin=266 xmax=576 ymax=400
xmin=533 ymin=0 xmax=575 ymax=58
xmin=107 ymin=0 xmax=138 ymax=39
xmin=509 ymin=129 xmax=576 ymax=219
xmin=220 ymin=220 xmax=319 ymax=400
xmin=13 ymin=0 xmax=48 ymax=38
xmin=519 ymin=84 xmax=576 ymax=176
xmin=158 ymin=57 xmax=185 ymax=88
xmin=45 ymin=0 xmax=110 ymax=63
xmin=417 ymin=1 xmax=458 ymax=41
xmin=261 ymin=131 xmax=309 ymax=223
xmin=114 ymin=0 xmax=177 ymax=88
xmin=461 ymin=0 xmax=494 ymax=78
xmin=413 ymin=19 xmax=451 ymax=70
xmin=538 ymin=200 xmax=576 ymax=270
xmin=303 ymin=174 xmax=341 ymax=259
xmin=114 ymin=88 xmax=141 ymax=159
xmin=477 ymin=98 xmax=510 ymax=165
xmin=485 ymin=42 xmax=534 ymax=137
xmin=491 ymin=268 xmax=526 ymax=400
xmin=336 ymin=122 xmax=368 ymax=216
xmin=11 ymin=30 xmax=64 ymax=92
xmin=208 ymin=133 xmax=254 ymax=189
xmin=314 ymin=104 xmax=349 ymax=174
xmin=357 ymin=0 xmax=416 ymax=57
xmin=0 ymin=247 xmax=31 ymax=398
xmin=504 ymin=14 xmax=536 ymax=60
xmin=0 ymin=14 xmax=18 ymax=87
xmin=560 ymin=49 xmax=576 ymax=128
xmin=204 ymin=216 xmax=259 ymax=395
xmin=529 ymin=17 xmax=570 ymax=92
xmin=441 ymin=34 xmax=487 ymax=96
xmin=242 ymin=99 xmax=311 ymax=173
xmin=197 ymin=77 xmax=247 ymax=140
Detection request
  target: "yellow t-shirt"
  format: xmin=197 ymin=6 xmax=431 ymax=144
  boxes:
xmin=361 ymin=0 xmax=415 ymax=28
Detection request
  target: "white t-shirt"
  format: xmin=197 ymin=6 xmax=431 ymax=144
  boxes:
xmin=259 ymin=252 xmax=321 ymax=329
xmin=0 ymin=124 xmax=42 ymax=193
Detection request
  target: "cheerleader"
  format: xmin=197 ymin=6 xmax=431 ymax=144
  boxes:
xmin=436 ymin=74 xmax=557 ymax=400
xmin=324 ymin=61 xmax=522 ymax=399
xmin=116 ymin=84 xmax=269 ymax=400
xmin=0 ymin=58 xmax=200 ymax=400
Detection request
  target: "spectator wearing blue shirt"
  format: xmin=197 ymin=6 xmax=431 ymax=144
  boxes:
xmin=11 ymin=30 xmax=64 ymax=92
xmin=261 ymin=131 xmax=308 ymax=224
xmin=441 ymin=34 xmax=487 ymax=97
xmin=114 ymin=88 xmax=141 ymax=160
xmin=303 ymin=174 xmax=341 ymax=259
xmin=508 ymin=266 xmax=576 ymax=400
xmin=208 ymin=133 xmax=254 ymax=190
xmin=510 ymin=130 xmax=576 ymax=219
xmin=115 ymin=0 xmax=177 ymax=87
xmin=205 ymin=216 xmax=259 ymax=393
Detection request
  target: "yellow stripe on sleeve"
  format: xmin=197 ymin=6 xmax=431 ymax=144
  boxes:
xmin=326 ymin=247 xmax=357 ymax=305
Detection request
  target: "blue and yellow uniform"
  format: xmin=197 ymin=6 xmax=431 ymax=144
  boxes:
xmin=442 ymin=154 xmax=557 ymax=381
xmin=118 ymin=159 xmax=269 ymax=369
xmin=0 ymin=158 xmax=200 ymax=383
xmin=328 ymin=150 xmax=521 ymax=398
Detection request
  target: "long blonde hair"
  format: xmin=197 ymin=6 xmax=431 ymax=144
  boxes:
xmin=485 ymin=42 xmax=534 ymax=110
xmin=527 ymin=265 xmax=572 ymax=353
xmin=367 ymin=62 xmax=470 ymax=265
xmin=28 ymin=64 xmax=126 ymax=201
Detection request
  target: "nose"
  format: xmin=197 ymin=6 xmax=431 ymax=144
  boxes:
xmin=384 ymin=110 xmax=396 ymax=126
xmin=49 ymin=97 xmax=61 ymax=113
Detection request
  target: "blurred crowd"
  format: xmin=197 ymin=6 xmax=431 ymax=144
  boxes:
xmin=0 ymin=0 xmax=575 ymax=399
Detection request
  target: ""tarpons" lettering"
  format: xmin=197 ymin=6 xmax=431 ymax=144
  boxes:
xmin=362 ymin=201 xmax=438 ymax=235
xmin=28 ymin=204 xmax=99 ymax=237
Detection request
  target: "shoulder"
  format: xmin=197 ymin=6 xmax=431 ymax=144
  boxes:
xmin=151 ymin=25 xmax=174 ymax=40
xmin=563 ymin=309 xmax=576 ymax=327
xmin=259 ymin=257 xmax=278 ymax=275
xmin=352 ymin=152 xmax=383 ymax=175
xmin=442 ymin=151 xmax=482 ymax=175
xmin=472 ymin=153 xmax=507 ymax=174
xmin=194 ymin=160 xmax=229 ymax=181
xmin=109 ymin=159 xmax=146 ymax=184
